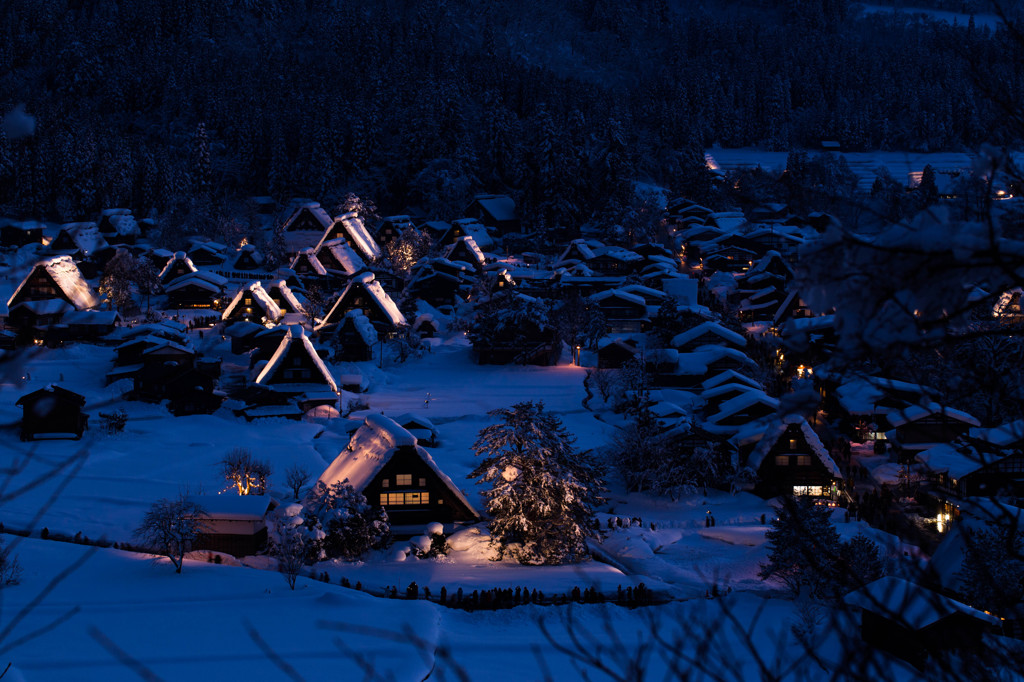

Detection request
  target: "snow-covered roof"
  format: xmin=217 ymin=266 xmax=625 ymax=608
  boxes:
xmin=60 ymin=222 xmax=109 ymax=256
xmin=969 ymin=419 xmax=1024 ymax=447
xmin=109 ymin=213 xmax=140 ymax=237
xmin=916 ymin=443 xmax=986 ymax=480
xmin=221 ymin=281 xmax=283 ymax=322
xmin=8 ymin=255 xmax=99 ymax=310
xmin=888 ymin=403 xmax=980 ymax=429
xmin=290 ymin=248 xmax=328 ymax=276
xmin=671 ymin=321 xmax=747 ymax=349
xmin=319 ymin=272 xmax=406 ymax=329
xmin=266 ymin=280 xmax=306 ymax=315
xmin=844 ymin=577 xmax=999 ymax=629
xmin=747 ymin=415 xmax=842 ymax=477
xmin=159 ymin=252 xmax=198 ymax=280
xmin=473 ymin=194 xmax=517 ymax=222
xmin=256 ymin=325 xmax=338 ymax=393
xmin=557 ymin=239 xmax=596 ymax=264
xmin=590 ymin=289 xmax=646 ymax=306
xmin=342 ymin=309 xmax=378 ymax=346
xmin=676 ymin=347 xmax=756 ymax=376
xmin=705 ymin=390 xmax=779 ymax=424
xmin=330 ymin=211 xmax=381 ymax=261
xmin=458 ymin=222 xmax=495 ymax=251
xmin=444 ymin=236 xmax=486 ymax=266
xmin=187 ymin=495 xmax=274 ymax=521
xmin=164 ymin=271 xmax=227 ymax=293
xmin=283 ymin=202 xmax=333 ymax=232
xmin=620 ymin=284 xmax=668 ymax=303
xmin=317 ymin=238 xmax=367 ymax=275
xmin=319 ymin=414 xmax=477 ymax=515
xmin=701 ymin=370 xmax=762 ymax=392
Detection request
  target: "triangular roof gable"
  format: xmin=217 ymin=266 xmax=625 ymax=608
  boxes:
xmin=289 ymin=248 xmax=328 ymax=276
xmin=265 ymin=280 xmax=306 ymax=315
xmin=8 ymin=256 xmax=99 ymax=310
xmin=317 ymin=211 xmax=381 ymax=261
xmin=159 ymin=252 xmax=198 ymax=282
xmin=221 ymin=281 xmax=283 ymax=323
xmin=671 ymin=321 xmax=747 ymax=350
xmin=319 ymin=414 xmax=477 ymax=517
xmin=255 ymin=325 xmax=338 ymax=392
xmin=318 ymin=273 xmax=406 ymax=329
xmin=283 ymin=203 xmax=333 ymax=233
xmin=443 ymin=236 xmax=486 ymax=267
xmin=316 ymin=238 xmax=366 ymax=276
xmin=747 ymin=416 xmax=842 ymax=477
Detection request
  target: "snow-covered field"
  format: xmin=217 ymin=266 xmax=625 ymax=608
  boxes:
xmin=0 ymin=335 xmax=911 ymax=680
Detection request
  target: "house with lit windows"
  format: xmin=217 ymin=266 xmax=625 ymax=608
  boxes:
xmin=741 ymin=415 xmax=843 ymax=499
xmin=318 ymin=414 xmax=479 ymax=530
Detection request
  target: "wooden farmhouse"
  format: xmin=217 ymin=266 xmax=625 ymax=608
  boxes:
xmin=17 ymin=385 xmax=89 ymax=441
xmin=376 ymin=215 xmax=415 ymax=244
xmin=319 ymin=414 xmax=479 ymax=529
xmin=844 ymin=577 xmax=999 ymax=670
xmin=317 ymin=272 xmax=406 ymax=335
xmin=597 ymin=337 xmax=641 ymax=369
xmin=164 ymin=271 xmax=229 ymax=310
xmin=186 ymin=241 xmax=228 ymax=267
xmin=221 ymin=281 xmax=283 ymax=325
xmin=314 ymin=211 xmax=381 ymax=262
xmin=464 ymin=193 xmax=519 ymax=234
xmin=672 ymin=321 xmax=747 ymax=352
xmin=886 ymin=404 xmax=981 ymax=456
xmin=282 ymin=202 xmax=334 ymax=254
xmin=444 ymin=236 xmax=487 ymax=271
xmin=742 ymin=416 xmax=843 ymax=499
xmin=328 ymin=310 xmax=378 ymax=362
xmin=253 ymin=326 xmax=339 ymax=416
xmin=587 ymin=247 xmax=644 ymax=276
xmin=265 ymin=280 xmax=307 ymax=317
xmin=159 ymin=251 xmax=198 ymax=285
xmin=230 ymin=244 xmax=265 ymax=271
xmin=590 ymin=289 xmax=648 ymax=333
xmin=7 ymin=256 xmax=99 ymax=340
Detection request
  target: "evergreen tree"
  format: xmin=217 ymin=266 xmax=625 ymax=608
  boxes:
xmin=469 ymin=401 xmax=601 ymax=565
xmin=759 ymin=496 xmax=842 ymax=599
xmin=957 ymin=522 xmax=1024 ymax=613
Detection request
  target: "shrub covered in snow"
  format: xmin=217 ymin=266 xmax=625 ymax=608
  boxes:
xmin=302 ymin=481 xmax=391 ymax=561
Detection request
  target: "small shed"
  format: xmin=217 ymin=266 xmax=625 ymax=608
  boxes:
xmin=17 ymin=385 xmax=89 ymax=441
xmin=188 ymin=495 xmax=276 ymax=557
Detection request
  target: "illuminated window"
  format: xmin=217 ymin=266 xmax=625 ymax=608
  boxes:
xmin=396 ymin=474 xmax=412 ymax=486
xmin=418 ymin=478 xmax=427 ymax=487
xmin=406 ymin=492 xmax=423 ymax=504
xmin=379 ymin=494 xmax=387 ymax=505
xmin=793 ymin=485 xmax=823 ymax=496
xmin=387 ymin=493 xmax=405 ymax=505
xmin=796 ymin=456 xmax=811 ymax=466
xmin=382 ymin=479 xmax=389 ymax=488
xmin=775 ymin=455 xmax=790 ymax=466
xmin=788 ymin=439 xmax=798 ymax=450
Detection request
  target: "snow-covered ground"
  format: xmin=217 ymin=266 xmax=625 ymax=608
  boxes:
xmin=0 ymin=335 xmax=917 ymax=679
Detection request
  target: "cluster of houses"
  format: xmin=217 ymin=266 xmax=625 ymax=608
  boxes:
xmin=6 ymin=187 xmax=1024 ymax=665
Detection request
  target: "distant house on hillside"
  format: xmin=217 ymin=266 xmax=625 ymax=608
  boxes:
xmin=319 ymin=414 xmax=479 ymax=528
xmin=465 ymin=194 xmax=519 ymax=234
xmin=17 ymin=385 xmax=89 ymax=441
xmin=0 ymin=220 xmax=43 ymax=248
xmin=315 ymin=211 xmax=381 ymax=262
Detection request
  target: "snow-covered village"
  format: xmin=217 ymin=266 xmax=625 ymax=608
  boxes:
xmin=2 ymin=1 xmax=1024 ymax=680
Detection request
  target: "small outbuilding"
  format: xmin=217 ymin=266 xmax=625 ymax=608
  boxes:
xmin=16 ymin=385 xmax=89 ymax=441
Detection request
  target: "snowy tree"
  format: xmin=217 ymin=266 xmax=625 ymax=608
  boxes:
xmin=957 ymin=522 xmax=1024 ymax=613
xmin=382 ymin=226 xmax=432 ymax=278
xmin=303 ymin=481 xmax=390 ymax=561
xmin=759 ymin=496 xmax=842 ymax=599
xmin=469 ymin=401 xmax=602 ymax=565
xmin=837 ymin=533 xmax=884 ymax=591
xmin=220 ymin=448 xmax=271 ymax=496
xmin=134 ymin=496 xmax=207 ymax=574
xmin=98 ymin=248 xmax=137 ymax=313
xmin=554 ymin=296 xmax=607 ymax=352
xmin=268 ymin=503 xmax=308 ymax=590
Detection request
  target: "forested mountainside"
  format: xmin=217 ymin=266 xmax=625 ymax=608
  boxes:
xmin=0 ymin=0 xmax=1021 ymax=232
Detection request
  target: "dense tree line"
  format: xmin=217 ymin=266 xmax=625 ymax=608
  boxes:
xmin=0 ymin=0 xmax=1018 ymax=237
